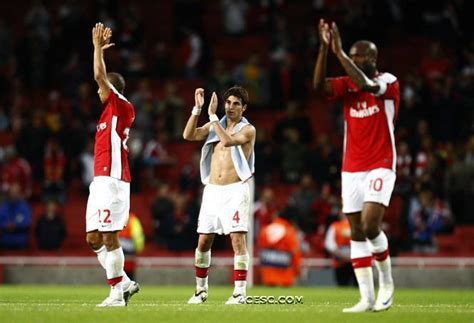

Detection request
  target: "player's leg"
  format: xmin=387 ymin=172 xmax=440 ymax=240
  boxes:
xmin=226 ymin=232 xmax=248 ymax=305
xmin=188 ymin=233 xmax=214 ymax=304
xmin=343 ymin=212 xmax=375 ymax=313
xmin=363 ymin=168 xmax=396 ymax=311
xmin=363 ymin=202 xmax=394 ymax=311
xmin=189 ymin=184 xmax=219 ymax=304
xmin=341 ymin=171 xmax=375 ymax=312
xmin=96 ymin=231 xmax=126 ymax=307
xmin=86 ymin=231 xmax=119 ymax=284
xmin=85 ymin=182 xmax=108 ymax=268
xmin=90 ymin=235 xmax=137 ymax=305
xmin=86 ymin=230 xmax=105 ymax=262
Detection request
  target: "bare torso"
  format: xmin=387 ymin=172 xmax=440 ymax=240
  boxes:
xmin=209 ymin=125 xmax=253 ymax=185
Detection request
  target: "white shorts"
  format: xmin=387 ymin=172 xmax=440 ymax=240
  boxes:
xmin=341 ymin=168 xmax=396 ymax=213
xmin=197 ymin=182 xmax=250 ymax=235
xmin=86 ymin=176 xmax=130 ymax=232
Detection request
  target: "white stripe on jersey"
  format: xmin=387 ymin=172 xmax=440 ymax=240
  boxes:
xmin=110 ymin=85 xmax=130 ymax=103
xmin=110 ymin=115 xmax=122 ymax=178
xmin=343 ymin=121 xmax=347 ymax=158
xmin=384 ymin=99 xmax=397 ymax=171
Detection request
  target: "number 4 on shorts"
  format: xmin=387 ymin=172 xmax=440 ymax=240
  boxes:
xmin=233 ymin=211 xmax=240 ymax=224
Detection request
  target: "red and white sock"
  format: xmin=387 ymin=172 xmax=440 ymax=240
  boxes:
xmin=351 ymin=240 xmax=375 ymax=302
xmin=96 ymin=246 xmax=130 ymax=289
xmin=368 ymin=231 xmax=393 ymax=287
xmin=233 ymin=254 xmax=249 ymax=295
xmin=195 ymin=249 xmax=211 ymax=290
xmin=94 ymin=245 xmax=107 ymax=269
xmin=106 ymin=247 xmax=125 ymax=291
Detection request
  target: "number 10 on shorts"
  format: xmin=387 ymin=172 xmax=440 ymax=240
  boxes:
xmin=369 ymin=178 xmax=383 ymax=192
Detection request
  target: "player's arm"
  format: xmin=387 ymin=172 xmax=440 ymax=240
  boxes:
xmin=312 ymin=19 xmax=333 ymax=96
xmin=183 ymin=88 xmax=211 ymax=141
xmin=330 ymin=22 xmax=380 ymax=94
xmin=207 ymin=92 xmax=256 ymax=147
xmin=92 ymin=23 xmax=115 ymax=103
xmin=215 ymin=123 xmax=256 ymax=147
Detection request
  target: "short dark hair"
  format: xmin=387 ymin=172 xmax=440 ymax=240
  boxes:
xmin=223 ymin=85 xmax=249 ymax=106
xmin=107 ymin=72 xmax=125 ymax=93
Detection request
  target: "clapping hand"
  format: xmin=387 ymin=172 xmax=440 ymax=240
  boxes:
xmin=92 ymin=23 xmax=115 ymax=50
xmin=208 ymin=92 xmax=218 ymax=116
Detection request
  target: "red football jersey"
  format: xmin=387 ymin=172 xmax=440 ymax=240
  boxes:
xmin=94 ymin=87 xmax=135 ymax=182
xmin=329 ymin=73 xmax=400 ymax=172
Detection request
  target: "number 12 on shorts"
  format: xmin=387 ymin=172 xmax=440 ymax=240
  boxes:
xmin=233 ymin=211 xmax=240 ymax=224
xmin=98 ymin=209 xmax=111 ymax=223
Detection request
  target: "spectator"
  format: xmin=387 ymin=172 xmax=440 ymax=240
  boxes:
xmin=1 ymin=145 xmax=32 ymax=199
xmin=288 ymin=174 xmax=318 ymax=232
xmin=269 ymin=53 xmax=306 ymax=108
xmin=446 ymin=137 xmax=474 ymax=224
xmin=178 ymin=27 xmax=203 ymax=79
xmin=273 ymin=101 xmax=313 ymax=144
xmin=129 ymin=78 xmax=160 ymax=138
xmin=35 ymin=199 xmax=66 ymax=250
xmin=116 ymin=9 xmax=144 ymax=56
xmin=232 ymin=53 xmax=269 ymax=107
xmin=324 ymin=213 xmax=356 ymax=286
xmin=395 ymin=141 xmax=413 ymax=196
xmin=279 ymin=129 xmax=309 ymax=183
xmin=151 ymin=183 xmax=175 ymax=245
xmin=42 ymin=137 xmax=66 ymax=204
xmin=15 ymin=110 xmax=48 ymax=181
xmin=142 ymin=131 xmax=176 ymax=185
xmin=179 ymin=152 xmax=201 ymax=195
xmin=414 ymin=135 xmax=435 ymax=178
xmin=408 ymin=185 xmax=453 ymax=252
xmin=257 ymin=209 xmax=301 ymax=287
xmin=311 ymin=182 xmax=340 ymax=238
xmin=166 ymin=193 xmax=197 ymax=251
xmin=254 ymin=129 xmax=277 ymax=185
xmin=158 ymin=81 xmax=185 ymax=140
xmin=309 ymin=133 xmax=340 ymax=184
xmin=419 ymin=41 xmax=451 ymax=88
xmin=0 ymin=183 xmax=32 ymax=249
xmin=221 ymin=0 xmax=248 ymax=36
xmin=254 ymin=187 xmax=278 ymax=234
xmin=73 ymin=82 xmax=100 ymax=128
xmin=268 ymin=13 xmax=291 ymax=64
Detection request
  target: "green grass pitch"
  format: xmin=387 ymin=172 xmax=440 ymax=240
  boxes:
xmin=0 ymin=285 xmax=473 ymax=323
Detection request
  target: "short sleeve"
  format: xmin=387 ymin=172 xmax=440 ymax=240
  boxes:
xmin=374 ymin=73 xmax=399 ymax=99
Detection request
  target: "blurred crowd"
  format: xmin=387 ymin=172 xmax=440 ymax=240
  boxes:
xmin=0 ymin=0 xmax=473 ymax=257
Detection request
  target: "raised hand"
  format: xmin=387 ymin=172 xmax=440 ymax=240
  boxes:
xmin=195 ymin=88 xmax=205 ymax=108
xmin=319 ymin=19 xmax=330 ymax=47
xmin=102 ymin=27 xmax=115 ymax=50
xmin=330 ymin=22 xmax=343 ymax=55
xmin=208 ymin=92 xmax=218 ymax=116
xmin=92 ymin=23 xmax=115 ymax=50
